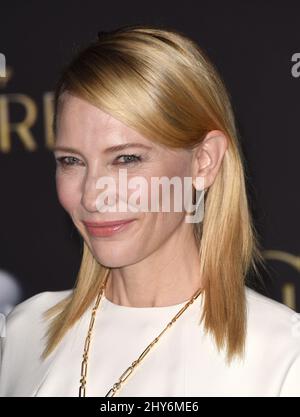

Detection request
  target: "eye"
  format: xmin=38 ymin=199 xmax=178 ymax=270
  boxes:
xmin=55 ymin=156 xmax=84 ymax=167
xmin=114 ymin=154 xmax=142 ymax=165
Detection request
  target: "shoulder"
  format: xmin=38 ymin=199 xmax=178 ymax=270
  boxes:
xmin=0 ymin=289 xmax=72 ymax=396
xmin=245 ymin=287 xmax=300 ymax=396
xmin=4 ymin=289 xmax=72 ymax=329
xmin=4 ymin=290 xmax=72 ymax=339
xmin=1 ymin=289 xmax=72 ymax=351
xmin=1 ymin=289 xmax=72 ymax=345
xmin=246 ymin=285 xmax=297 ymax=316
xmin=245 ymin=286 xmax=299 ymax=334
xmin=245 ymin=286 xmax=299 ymax=345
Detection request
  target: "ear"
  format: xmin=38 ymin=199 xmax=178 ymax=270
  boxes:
xmin=191 ymin=130 xmax=228 ymax=190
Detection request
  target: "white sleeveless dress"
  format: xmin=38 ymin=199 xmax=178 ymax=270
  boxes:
xmin=0 ymin=287 xmax=299 ymax=397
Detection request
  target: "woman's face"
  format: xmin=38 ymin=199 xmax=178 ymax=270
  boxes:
xmin=53 ymin=92 xmax=196 ymax=268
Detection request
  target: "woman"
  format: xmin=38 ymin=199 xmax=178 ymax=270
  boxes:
xmin=0 ymin=24 xmax=299 ymax=397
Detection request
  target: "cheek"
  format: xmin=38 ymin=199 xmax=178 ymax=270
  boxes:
xmin=128 ymin=162 xmax=190 ymax=214
xmin=135 ymin=211 xmax=184 ymax=259
xmin=145 ymin=167 xmax=190 ymax=213
xmin=55 ymin=173 xmax=81 ymax=213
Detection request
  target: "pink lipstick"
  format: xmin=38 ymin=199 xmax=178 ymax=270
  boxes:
xmin=83 ymin=219 xmax=136 ymax=237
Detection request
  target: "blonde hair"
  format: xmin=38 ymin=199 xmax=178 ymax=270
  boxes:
xmin=44 ymin=24 xmax=265 ymax=362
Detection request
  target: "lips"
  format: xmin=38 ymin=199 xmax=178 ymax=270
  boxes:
xmin=83 ymin=219 xmax=136 ymax=237
xmin=83 ymin=219 xmax=135 ymax=227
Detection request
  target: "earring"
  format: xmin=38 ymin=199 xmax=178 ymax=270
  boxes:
xmin=185 ymin=178 xmax=205 ymax=223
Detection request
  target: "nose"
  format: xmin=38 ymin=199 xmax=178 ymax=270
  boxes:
xmin=81 ymin=169 xmax=119 ymax=214
xmin=81 ymin=173 xmax=102 ymax=213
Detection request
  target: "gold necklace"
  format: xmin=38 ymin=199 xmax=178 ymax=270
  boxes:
xmin=79 ymin=274 xmax=203 ymax=397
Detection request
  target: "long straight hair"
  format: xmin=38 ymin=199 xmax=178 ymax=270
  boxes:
xmin=43 ymin=24 xmax=265 ymax=362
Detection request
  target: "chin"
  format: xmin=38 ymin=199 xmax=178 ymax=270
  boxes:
xmin=95 ymin=257 xmax=135 ymax=269
xmin=90 ymin=244 xmax=138 ymax=269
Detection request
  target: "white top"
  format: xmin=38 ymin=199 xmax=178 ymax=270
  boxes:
xmin=0 ymin=287 xmax=299 ymax=397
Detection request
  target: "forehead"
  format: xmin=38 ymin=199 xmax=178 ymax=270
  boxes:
xmin=55 ymin=92 xmax=155 ymax=148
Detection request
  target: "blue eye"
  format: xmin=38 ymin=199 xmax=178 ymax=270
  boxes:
xmin=115 ymin=154 xmax=142 ymax=165
xmin=55 ymin=156 xmax=83 ymax=167
xmin=55 ymin=154 xmax=142 ymax=168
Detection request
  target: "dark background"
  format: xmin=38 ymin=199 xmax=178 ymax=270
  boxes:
xmin=0 ymin=0 xmax=299 ymax=313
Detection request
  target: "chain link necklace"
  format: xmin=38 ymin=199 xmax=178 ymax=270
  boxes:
xmin=79 ymin=274 xmax=203 ymax=397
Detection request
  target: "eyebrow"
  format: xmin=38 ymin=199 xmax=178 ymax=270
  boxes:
xmin=53 ymin=143 xmax=152 ymax=154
